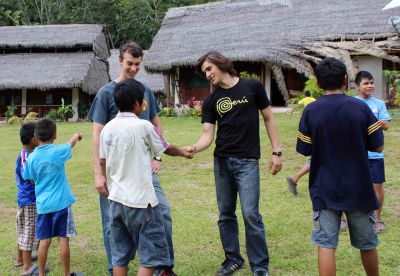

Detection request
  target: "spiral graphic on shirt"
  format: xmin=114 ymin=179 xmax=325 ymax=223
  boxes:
xmin=217 ymin=97 xmax=233 ymax=116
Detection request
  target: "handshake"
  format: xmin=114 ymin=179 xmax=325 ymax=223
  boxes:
xmin=167 ymin=145 xmax=199 ymax=159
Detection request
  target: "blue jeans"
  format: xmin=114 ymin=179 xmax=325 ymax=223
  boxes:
xmin=100 ymin=174 xmax=174 ymax=275
xmin=214 ymin=157 xmax=269 ymax=272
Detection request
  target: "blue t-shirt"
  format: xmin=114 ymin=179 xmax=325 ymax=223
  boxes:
xmin=87 ymin=81 xmax=158 ymax=125
xmin=16 ymin=149 xmax=36 ymax=207
xmin=355 ymin=96 xmax=391 ymax=159
xmin=296 ymin=94 xmax=383 ymax=211
xmin=23 ymin=144 xmax=76 ymax=214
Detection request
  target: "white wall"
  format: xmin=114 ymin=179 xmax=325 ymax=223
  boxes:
xmin=352 ymin=56 xmax=383 ymax=99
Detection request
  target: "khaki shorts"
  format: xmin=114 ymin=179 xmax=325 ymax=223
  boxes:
xmin=16 ymin=204 xmax=39 ymax=251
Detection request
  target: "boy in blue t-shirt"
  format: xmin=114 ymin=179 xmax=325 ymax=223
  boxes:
xmin=297 ymin=58 xmax=384 ymax=276
xmin=23 ymin=118 xmax=83 ymax=276
xmin=355 ymin=71 xmax=391 ymax=234
xmin=15 ymin=121 xmax=39 ymax=275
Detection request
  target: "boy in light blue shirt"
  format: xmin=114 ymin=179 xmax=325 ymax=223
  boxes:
xmin=23 ymin=118 xmax=83 ymax=276
xmin=355 ymin=71 xmax=391 ymax=234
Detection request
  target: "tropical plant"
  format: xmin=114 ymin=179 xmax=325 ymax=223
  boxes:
xmin=46 ymin=108 xmax=58 ymax=120
xmin=23 ymin=112 xmax=38 ymax=122
xmin=5 ymin=105 xmax=16 ymax=120
xmin=57 ymin=98 xmax=74 ymax=121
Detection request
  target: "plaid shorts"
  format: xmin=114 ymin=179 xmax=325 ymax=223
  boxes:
xmin=16 ymin=204 xmax=39 ymax=251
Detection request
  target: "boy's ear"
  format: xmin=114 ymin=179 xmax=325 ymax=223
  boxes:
xmin=54 ymin=132 xmax=57 ymax=140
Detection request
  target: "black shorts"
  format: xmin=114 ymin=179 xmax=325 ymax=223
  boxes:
xmin=369 ymin=159 xmax=385 ymax=184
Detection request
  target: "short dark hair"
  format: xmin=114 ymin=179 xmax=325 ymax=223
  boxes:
xmin=36 ymin=118 xmax=56 ymax=142
xmin=355 ymin=71 xmax=374 ymax=85
xmin=315 ymin=58 xmax=347 ymax=90
xmin=20 ymin=121 xmax=36 ymax=145
xmin=304 ymin=91 xmax=311 ymax=97
xmin=114 ymin=79 xmax=145 ymax=112
xmin=119 ymin=41 xmax=143 ymax=59
xmin=197 ymin=51 xmax=237 ymax=76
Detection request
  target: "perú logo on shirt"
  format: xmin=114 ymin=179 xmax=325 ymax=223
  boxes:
xmin=216 ymin=96 xmax=248 ymax=116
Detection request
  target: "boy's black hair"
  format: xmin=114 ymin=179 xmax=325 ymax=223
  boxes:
xmin=315 ymin=58 xmax=347 ymax=90
xmin=20 ymin=121 xmax=36 ymax=145
xmin=35 ymin=118 xmax=56 ymax=142
xmin=355 ymin=71 xmax=373 ymax=85
xmin=114 ymin=79 xmax=145 ymax=112
xmin=304 ymin=91 xmax=311 ymax=97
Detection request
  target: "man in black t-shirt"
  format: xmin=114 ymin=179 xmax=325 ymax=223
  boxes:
xmin=186 ymin=51 xmax=282 ymax=276
xmin=297 ymin=58 xmax=383 ymax=276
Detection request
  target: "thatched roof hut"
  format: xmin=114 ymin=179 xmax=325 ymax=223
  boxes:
xmin=109 ymin=49 xmax=164 ymax=92
xmin=145 ymin=0 xmax=400 ymax=77
xmin=0 ymin=24 xmax=109 ymax=58
xmin=0 ymin=52 xmax=108 ymax=95
xmin=0 ymin=24 xmax=111 ymax=120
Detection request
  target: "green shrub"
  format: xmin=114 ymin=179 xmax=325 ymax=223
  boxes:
xmin=158 ymin=107 xmax=177 ymax=117
xmin=181 ymin=108 xmax=194 ymax=117
xmin=240 ymin=71 xmax=260 ymax=80
xmin=46 ymin=109 xmax=58 ymax=120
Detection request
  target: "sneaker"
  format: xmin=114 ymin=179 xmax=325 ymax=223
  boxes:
xmin=375 ymin=221 xmax=386 ymax=234
xmin=287 ymin=177 xmax=298 ymax=195
xmin=340 ymin=218 xmax=348 ymax=231
xmin=216 ymin=258 xmax=243 ymax=276
xmin=159 ymin=268 xmax=177 ymax=276
xmin=254 ymin=271 xmax=269 ymax=276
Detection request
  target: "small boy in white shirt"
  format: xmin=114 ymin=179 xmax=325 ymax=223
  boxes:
xmin=99 ymin=79 xmax=192 ymax=276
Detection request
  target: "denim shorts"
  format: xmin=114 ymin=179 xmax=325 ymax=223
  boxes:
xmin=312 ymin=209 xmax=378 ymax=250
xmin=369 ymin=158 xmax=385 ymax=184
xmin=109 ymin=201 xmax=170 ymax=268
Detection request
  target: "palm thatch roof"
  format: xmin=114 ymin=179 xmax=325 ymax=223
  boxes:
xmin=145 ymin=0 xmax=400 ymax=76
xmin=109 ymin=49 xmax=164 ymax=92
xmin=0 ymin=24 xmax=110 ymax=58
xmin=0 ymin=52 xmax=109 ymax=94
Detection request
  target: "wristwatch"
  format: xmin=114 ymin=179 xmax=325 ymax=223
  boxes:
xmin=153 ymin=156 xmax=162 ymax=162
xmin=272 ymin=151 xmax=282 ymax=157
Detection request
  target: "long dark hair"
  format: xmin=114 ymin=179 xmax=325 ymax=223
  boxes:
xmin=197 ymin=51 xmax=237 ymax=77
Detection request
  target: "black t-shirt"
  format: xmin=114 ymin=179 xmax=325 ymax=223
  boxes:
xmin=202 ymin=78 xmax=270 ymax=159
xmin=296 ymin=94 xmax=383 ymax=211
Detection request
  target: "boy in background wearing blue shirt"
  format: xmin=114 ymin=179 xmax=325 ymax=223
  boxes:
xmin=23 ymin=118 xmax=83 ymax=276
xmin=297 ymin=58 xmax=384 ymax=276
xmin=15 ymin=122 xmax=39 ymax=275
xmin=355 ymin=71 xmax=391 ymax=234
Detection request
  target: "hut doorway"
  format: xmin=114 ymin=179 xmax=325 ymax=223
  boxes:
xmin=270 ymin=76 xmax=285 ymax=106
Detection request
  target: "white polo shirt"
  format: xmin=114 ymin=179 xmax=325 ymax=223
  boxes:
xmin=99 ymin=112 xmax=169 ymax=208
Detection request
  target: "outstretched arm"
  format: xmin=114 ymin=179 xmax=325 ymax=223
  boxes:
xmin=68 ymin=133 xmax=82 ymax=148
xmin=261 ymin=107 xmax=282 ymax=175
xmin=186 ymin=123 xmax=215 ymax=154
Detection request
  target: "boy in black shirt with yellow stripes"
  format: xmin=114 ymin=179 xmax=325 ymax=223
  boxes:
xmin=296 ymin=58 xmax=383 ymax=276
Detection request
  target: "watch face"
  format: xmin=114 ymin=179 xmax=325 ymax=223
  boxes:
xmin=273 ymin=152 xmax=282 ymax=157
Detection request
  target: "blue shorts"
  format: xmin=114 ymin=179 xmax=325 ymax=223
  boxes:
xmin=369 ymin=158 xmax=385 ymax=184
xmin=109 ymin=201 xmax=170 ymax=268
xmin=36 ymin=206 xmax=76 ymax=240
xmin=312 ymin=209 xmax=378 ymax=250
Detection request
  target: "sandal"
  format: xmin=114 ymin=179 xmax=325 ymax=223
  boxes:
xmin=287 ymin=176 xmax=298 ymax=195
xmin=20 ymin=263 xmax=38 ymax=276
xmin=14 ymin=253 xmax=38 ymax=267
xmin=375 ymin=221 xmax=386 ymax=234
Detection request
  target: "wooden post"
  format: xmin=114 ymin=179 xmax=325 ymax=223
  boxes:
xmin=21 ymin=88 xmax=27 ymax=115
xmin=165 ymin=74 xmax=171 ymax=108
xmin=70 ymin=88 xmax=79 ymax=121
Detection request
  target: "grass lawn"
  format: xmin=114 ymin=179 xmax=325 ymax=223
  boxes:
xmin=0 ymin=113 xmax=399 ymax=275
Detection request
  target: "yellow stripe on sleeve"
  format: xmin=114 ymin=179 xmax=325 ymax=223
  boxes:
xmin=298 ymin=131 xmax=312 ymax=144
xmin=368 ymin=123 xmax=381 ymax=135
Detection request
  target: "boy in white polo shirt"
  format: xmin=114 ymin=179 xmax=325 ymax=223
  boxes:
xmin=99 ymin=79 xmax=192 ymax=276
